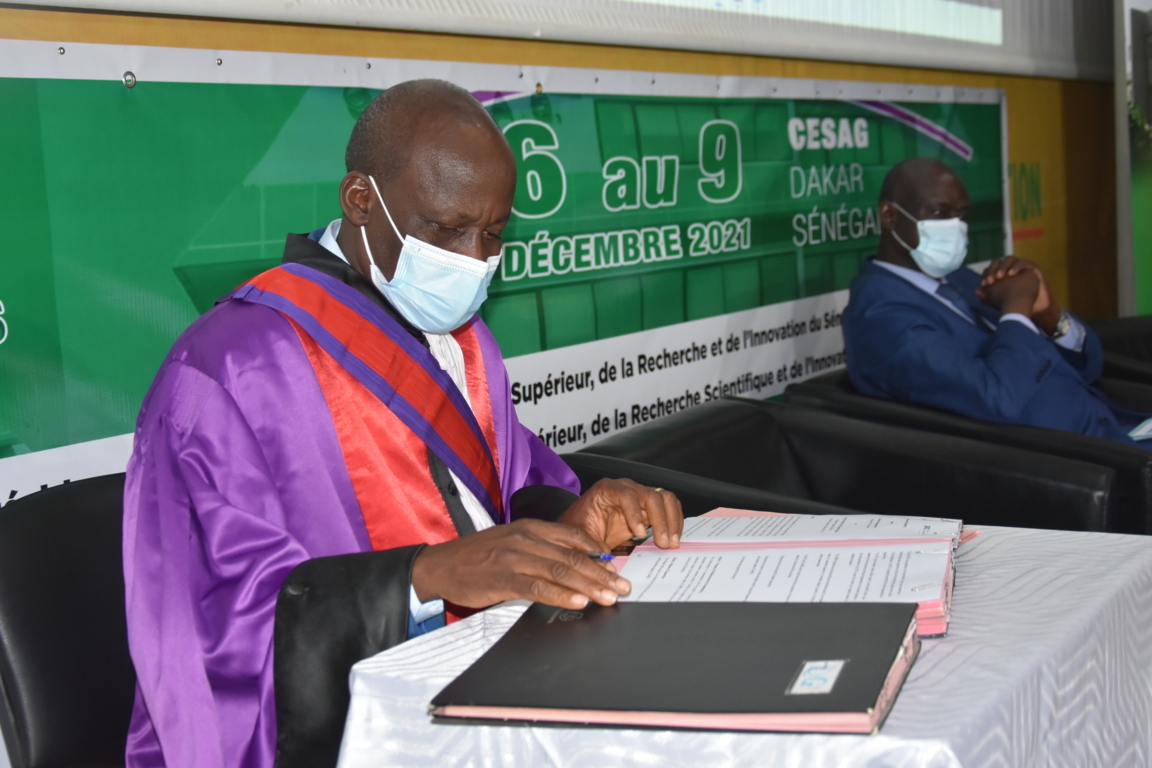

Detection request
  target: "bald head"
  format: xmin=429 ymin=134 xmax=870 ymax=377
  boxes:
xmin=879 ymin=157 xmax=960 ymax=211
xmin=345 ymin=79 xmax=507 ymax=183
xmin=335 ymin=78 xmax=517 ymax=285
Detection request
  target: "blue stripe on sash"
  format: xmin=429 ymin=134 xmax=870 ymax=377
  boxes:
xmin=228 ymin=267 xmax=502 ymax=524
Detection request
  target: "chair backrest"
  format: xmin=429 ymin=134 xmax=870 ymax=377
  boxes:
xmin=574 ymin=395 xmax=1113 ymax=531
xmin=738 ymin=398 xmax=1114 ymax=532
xmin=785 ymin=370 xmax=1152 ymax=534
xmin=578 ymin=400 xmax=811 ymax=498
xmin=561 ymin=452 xmax=859 ymax=518
xmin=0 ymin=474 xmax=135 ymax=768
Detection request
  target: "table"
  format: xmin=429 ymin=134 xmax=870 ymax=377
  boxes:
xmin=337 ymin=527 xmax=1152 ymax=768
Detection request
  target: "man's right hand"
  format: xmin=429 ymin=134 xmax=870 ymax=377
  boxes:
xmin=410 ymin=519 xmax=632 ymax=611
xmin=976 ymin=268 xmax=1041 ymax=317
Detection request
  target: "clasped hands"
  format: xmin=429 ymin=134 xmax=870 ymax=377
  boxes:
xmin=411 ymin=479 xmax=683 ymax=611
xmin=975 ymin=256 xmax=1063 ymax=335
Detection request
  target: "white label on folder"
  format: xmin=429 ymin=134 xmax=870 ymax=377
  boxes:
xmin=787 ymin=660 xmax=846 ymax=695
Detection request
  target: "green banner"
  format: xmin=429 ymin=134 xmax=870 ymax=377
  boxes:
xmin=482 ymin=93 xmax=1003 ymax=357
xmin=0 ymin=72 xmax=1003 ymax=467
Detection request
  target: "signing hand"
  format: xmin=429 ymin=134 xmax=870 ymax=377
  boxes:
xmin=978 ymin=257 xmax=1061 ymax=331
xmin=411 ymin=518 xmax=631 ymax=610
xmin=559 ymin=478 xmax=684 ymax=550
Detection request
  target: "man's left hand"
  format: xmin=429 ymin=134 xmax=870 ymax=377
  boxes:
xmin=978 ymin=256 xmax=1063 ymax=334
xmin=559 ymin=479 xmax=684 ymax=551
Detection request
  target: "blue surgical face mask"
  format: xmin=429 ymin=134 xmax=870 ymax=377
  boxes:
xmin=889 ymin=201 xmax=968 ymax=279
xmin=360 ymin=175 xmax=500 ymax=334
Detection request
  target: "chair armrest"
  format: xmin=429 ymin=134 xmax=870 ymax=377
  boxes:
xmin=561 ymin=452 xmax=864 ymax=518
xmin=1094 ymin=375 xmax=1152 ymax=412
xmin=274 ymin=546 xmax=423 ymax=768
xmin=1101 ymin=352 xmax=1152 ymax=387
xmin=737 ymin=399 xmax=1115 ymax=532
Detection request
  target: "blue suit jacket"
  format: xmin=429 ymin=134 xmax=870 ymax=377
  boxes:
xmin=842 ymin=260 xmax=1145 ymax=444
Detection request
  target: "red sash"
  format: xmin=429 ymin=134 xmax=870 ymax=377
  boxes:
xmin=225 ymin=264 xmax=505 ymax=553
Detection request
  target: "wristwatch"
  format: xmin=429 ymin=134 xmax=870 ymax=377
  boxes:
xmin=1049 ymin=310 xmax=1072 ymax=340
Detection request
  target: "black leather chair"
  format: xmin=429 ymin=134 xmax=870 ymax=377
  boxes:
xmin=0 ymin=474 xmax=135 ymax=768
xmin=1094 ymin=373 xmax=1152 ymax=412
xmin=785 ymin=370 xmax=1152 ymax=534
xmin=1092 ymin=316 xmax=1152 ymax=363
xmin=573 ymin=398 xmax=1115 ymax=532
xmin=1088 ymin=317 xmax=1152 ymax=388
xmin=1099 ymin=353 xmax=1152 ymax=389
xmin=272 ymin=484 xmax=594 ymax=768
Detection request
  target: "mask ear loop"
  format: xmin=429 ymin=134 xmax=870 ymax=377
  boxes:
xmin=359 ymin=174 xmax=406 ymax=281
xmin=886 ymin=200 xmax=918 ymax=255
xmin=367 ymin=175 xmax=405 ymax=244
xmin=888 ymin=200 xmax=918 ymax=224
xmin=359 ymin=221 xmax=376 ymax=266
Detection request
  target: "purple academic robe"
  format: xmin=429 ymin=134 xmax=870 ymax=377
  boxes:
xmin=122 ymin=298 xmax=578 ymax=768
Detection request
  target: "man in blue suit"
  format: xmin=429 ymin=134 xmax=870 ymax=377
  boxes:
xmin=842 ymin=157 xmax=1148 ymax=445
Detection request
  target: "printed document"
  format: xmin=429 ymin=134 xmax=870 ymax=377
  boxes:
xmin=680 ymin=514 xmax=962 ymax=544
xmin=619 ymin=542 xmax=950 ymax=604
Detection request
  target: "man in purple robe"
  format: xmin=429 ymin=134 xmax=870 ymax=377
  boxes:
xmin=123 ymin=79 xmax=683 ymax=768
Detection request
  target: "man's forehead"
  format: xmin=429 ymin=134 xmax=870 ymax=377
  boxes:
xmin=907 ymin=168 xmax=965 ymax=203
xmin=390 ymin=118 xmax=515 ymax=217
xmin=926 ymin=173 xmax=967 ymax=198
xmin=402 ymin=124 xmax=511 ymax=181
xmin=412 ymin=111 xmax=497 ymax=146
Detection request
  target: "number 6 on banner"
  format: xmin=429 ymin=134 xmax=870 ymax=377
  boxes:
xmin=0 ymin=300 xmax=7 ymax=345
xmin=504 ymin=120 xmax=567 ymax=219
xmin=698 ymin=120 xmax=742 ymax=204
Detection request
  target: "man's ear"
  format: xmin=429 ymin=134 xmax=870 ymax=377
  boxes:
xmin=878 ymin=201 xmax=899 ymax=232
xmin=339 ymin=172 xmax=372 ymax=227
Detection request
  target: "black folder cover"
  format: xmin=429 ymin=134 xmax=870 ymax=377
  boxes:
xmin=431 ymin=601 xmax=919 ymax=733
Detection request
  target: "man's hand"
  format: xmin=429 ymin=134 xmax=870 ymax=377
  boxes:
xmin=411 ymin=519 xmax=631 ymax=610
xmin=978 ymin=257 xmax=1062 ymax=333
xmin=977 ymin=268 xmax=1041 ymax=318
xmin=559 ymin=478 xmax=684 ymax=550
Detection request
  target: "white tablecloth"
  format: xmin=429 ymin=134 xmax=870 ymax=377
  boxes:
xmin=337 ymin=527 xmax=1152 ymax=768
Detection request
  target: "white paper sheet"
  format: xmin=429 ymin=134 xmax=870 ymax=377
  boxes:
xmin=681 ymin=514 xmax=962 ymax=544
xmin=619 ymin=543 xmax=950 ymax=604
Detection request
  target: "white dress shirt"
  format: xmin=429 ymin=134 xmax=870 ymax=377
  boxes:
xmin=873 ymin=260 xmax=1085 ymax=353
xmin=317 ymin=219 xmax=496 ymax=624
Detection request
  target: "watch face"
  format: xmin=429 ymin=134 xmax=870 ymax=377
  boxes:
xmin=1053 ymin=312 xmax=1071 ymax=339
